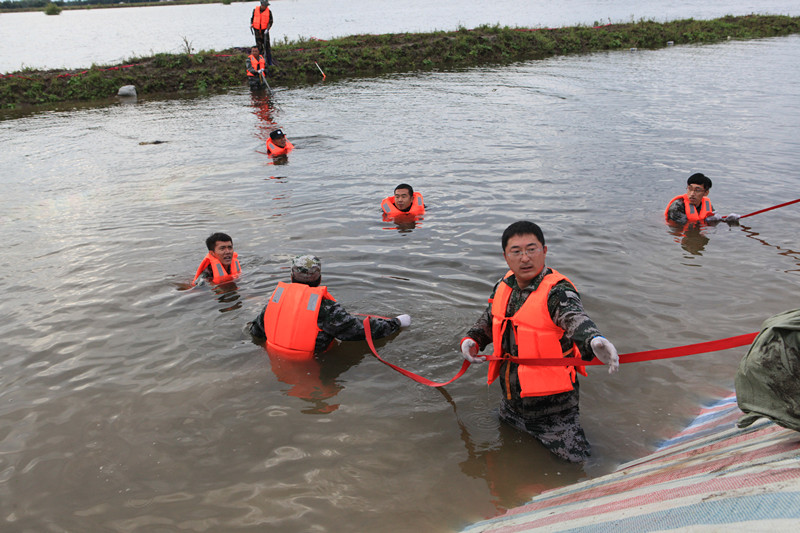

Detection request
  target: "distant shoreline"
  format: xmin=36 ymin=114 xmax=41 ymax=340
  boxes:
xmin=0 ymin=0 xmax=245 ymax=14
xmin=2 ymin=14 xmax=799 ymax=112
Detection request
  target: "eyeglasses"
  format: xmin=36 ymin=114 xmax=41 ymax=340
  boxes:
xmin=506 ymin=247 xmax=541 ymax=258
xmin=687 ymin=186 xmax=706 ymax=194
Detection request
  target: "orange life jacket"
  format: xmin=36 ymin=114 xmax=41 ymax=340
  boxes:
xmin=252 ymin=6 xmax=271 ymax=30
xmin=488 ymin=268 xmax=585 ymax=398
xmin=263 ymin=282 xmax=336 ymax=360
xmin=381 ymin=192 xmax=425 ymax=217
xmin=266 ymin=138 xmax=294 ymax=157
xmin=247 ymin=54 xmax=265 ymax=76
xmin=664 ymin=194 xmax=712 ymax=223
xmin=193 ymin=252 xmax=241 ymax=284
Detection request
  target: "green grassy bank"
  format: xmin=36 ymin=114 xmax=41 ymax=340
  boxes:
xmin=2 ymin=14 xmax=799 ymax=109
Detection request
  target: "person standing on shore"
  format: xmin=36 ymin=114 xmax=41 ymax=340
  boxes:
xmin=250 ymin=0 xmax=275 ymax=66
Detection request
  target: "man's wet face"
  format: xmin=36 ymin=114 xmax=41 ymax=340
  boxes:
xmin=212 ymin=241 xmax=234 ymax=268
xmin=394 ymin=189 xmax=412 ymax=211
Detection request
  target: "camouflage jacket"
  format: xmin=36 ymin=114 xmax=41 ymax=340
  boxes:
xmin=466 ymin=267 xmax=604 ymax=415
xmin=666 ymin=197 xmax=715 ymax=225
xmin=249 ymin=295 xmax=401 ymax=353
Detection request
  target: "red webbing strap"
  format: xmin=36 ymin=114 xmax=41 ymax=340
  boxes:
xmin=363 ymin=317 xmax=470 ymax=387
xmin=363 ymin=315 xmax=758 ymax=387
xmin=740 ymin=198 xmax=800 ymax=219
xmin=486 ymin=331 xmax=759 ymax=366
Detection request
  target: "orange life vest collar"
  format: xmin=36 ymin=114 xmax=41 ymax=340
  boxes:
xmin=263 ymin=282 xmax=335 ymax=360
xmin=381 ymin=192 xmax=425 ymax=217
xmin=252 ymin=6 xmax=271 ymax=30
xmin=194 ymin=251 xmax=241 ymax=284
xmin=488 ymin=268 xmax=582 ymax=398
xmin=266 ymin=138 xmax=294 ymax=157
xmin=664 ymin=193 xmax=712 ymax=222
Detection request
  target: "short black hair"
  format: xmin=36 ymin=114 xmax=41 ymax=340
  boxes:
xmin=501 ymin=221 xmax=545 ymax=251
xmin=394 ymin=183 xmax=413 ymax=196
xmin=687 ymin=173 xmax=712 ymax=191
xmin=206 ymin=232 xmax=233 ymax=251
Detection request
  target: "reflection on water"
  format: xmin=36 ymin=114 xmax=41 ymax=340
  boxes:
xmin=263 ymin=346 xmax=366 ymax=415
xmin=740 ymin=225 xmax=800 ymax=274
xmin=667 ymin=223 xmax=711 ymax=256
xmin=1 ymin=33 xmax=799 ymax=533
xmin=439 ymin=387 xmax=586 ymax=514
xmin=382 ymin=216 xmax=422 ymax=233
xmin=250 ymin=92 xmax=277 ymax=139
xmin=213 ymin=282 xmax=244 ymax=313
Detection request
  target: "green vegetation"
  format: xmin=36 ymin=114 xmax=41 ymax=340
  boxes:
xmin=43 ymin=2 xmax=60 ymax=14
xmin=2 ymin=15 xmax=799 ymax=110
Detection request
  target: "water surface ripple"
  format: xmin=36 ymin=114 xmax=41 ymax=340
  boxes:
xmin=1 ymin=31 xmax=799 ymax=533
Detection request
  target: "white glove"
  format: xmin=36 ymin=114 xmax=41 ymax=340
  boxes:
xmin=396 ymin=314 xmax=411 ymax=328
xmin=723 ymin=213 xmax=740 ymax=222
xmin=460 ymin=338 xmax=486 ymax=364
xmin=704 ymin=213 xmax=723 ymax=223
xmin=590 ymin=336 xmax=619 ymax=374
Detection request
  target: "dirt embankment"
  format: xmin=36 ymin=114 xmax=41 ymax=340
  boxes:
xmin=2 ymin=15 xmax=799 ymax=110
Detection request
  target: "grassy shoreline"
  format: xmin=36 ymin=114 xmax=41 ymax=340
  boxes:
xmin=2 ymin=14 xmax=799 ymax=110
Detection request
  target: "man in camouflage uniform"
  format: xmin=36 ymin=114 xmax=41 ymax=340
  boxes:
xmin=665 ymin=172 xmax=740 ymax=225
xmin=460 ymin=221 xmax=620 ymax=463
xmin=249 ymin=255 xmax=411 ymax=353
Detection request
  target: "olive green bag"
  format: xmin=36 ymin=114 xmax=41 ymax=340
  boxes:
xmin=736 ymin=308 xmax=800 ymax=432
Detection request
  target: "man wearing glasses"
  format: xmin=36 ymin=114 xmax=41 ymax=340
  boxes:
xmin=459 ymin=221 xmax=619 ymax=463
xmin=665 ymin=172 xmax=740 ymax=224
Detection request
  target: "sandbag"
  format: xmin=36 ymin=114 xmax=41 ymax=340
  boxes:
xmin=736 ymin=308 xmax=800 ymax=431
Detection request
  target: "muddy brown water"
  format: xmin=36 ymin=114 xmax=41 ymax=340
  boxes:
xmin=1 ymin=29 xmax=799 ymax=533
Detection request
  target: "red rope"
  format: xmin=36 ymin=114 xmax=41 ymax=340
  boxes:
xmin=57 ymin=70 xmax=88 ymax=78
xmin=740 ymin=198 xmax=800 ymax=219
xmin=100 ymin=64 xmax=139 ymax=71
xmin=363 ymin=317 xmax=471 ymax=387
xmin=486 ymin=332 xmax=759 ymax=366
xmin=513 ymin=24 xmax=611 ymax=32
xmin=362 ymin=316 xmax=757 ymax=387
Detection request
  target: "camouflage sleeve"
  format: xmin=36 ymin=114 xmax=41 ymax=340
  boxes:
xmin=318 ymin=300 xmax=401 ymax=341
xmin=248 ymin=305 xmax=267 ymax=339
xmin=547 ymin=280 xmax=603 ymax=361
xmin=465 ymin=282 xmax=499 ymax=350
xmin=667 ymin=198 xmax=688 ymax=224
xmin=192 ymin=265 xmax=213 ymax=286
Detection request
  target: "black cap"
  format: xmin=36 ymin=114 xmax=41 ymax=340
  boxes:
xmin=269 ymin=129 xmax=285 ymax=140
